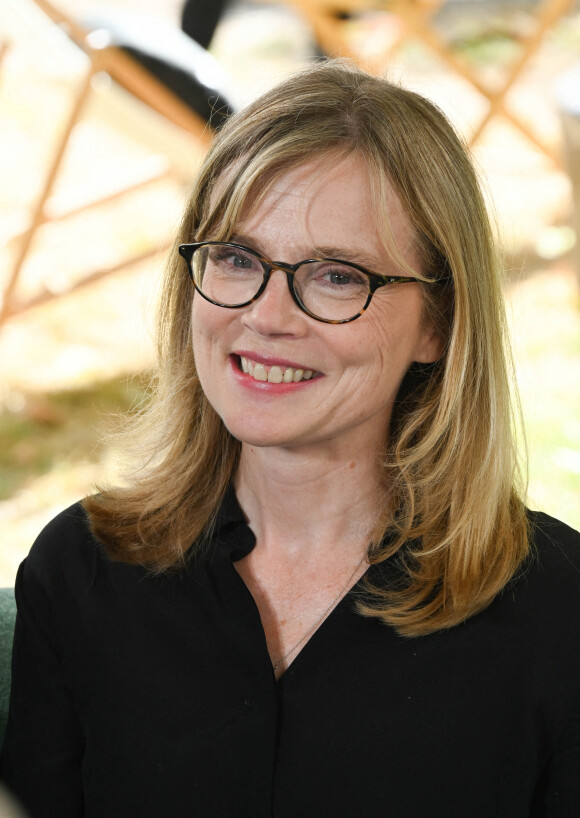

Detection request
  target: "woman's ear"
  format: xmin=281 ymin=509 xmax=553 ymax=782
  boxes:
xmin=414 ymin=322 xmax=445 ymax=364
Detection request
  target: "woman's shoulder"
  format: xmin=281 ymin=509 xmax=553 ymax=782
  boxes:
xmin=527 ymin=509 xmax=580 ymax=573
xmin=19 ymin=500 xmax=105 ymax=591
xmin=514 ymin=509 xmax=580 ymax=618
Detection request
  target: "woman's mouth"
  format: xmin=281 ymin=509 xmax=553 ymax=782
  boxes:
xmin=238 ymin=355 xmax=318 ymax=384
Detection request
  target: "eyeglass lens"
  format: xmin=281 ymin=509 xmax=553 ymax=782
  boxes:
xmin=191 ymin=243 xmax=372 ymax=322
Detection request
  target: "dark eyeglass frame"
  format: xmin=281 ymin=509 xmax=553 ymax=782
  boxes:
xmin=178 ymin=240 xmax=422 ymax=324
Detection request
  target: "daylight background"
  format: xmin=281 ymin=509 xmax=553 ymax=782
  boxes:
xmin=1 ymin=0 xmax=580 ymax=586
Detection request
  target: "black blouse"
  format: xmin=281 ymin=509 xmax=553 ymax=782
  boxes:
xmin=1 ymin=490 xmax=580 ymax=817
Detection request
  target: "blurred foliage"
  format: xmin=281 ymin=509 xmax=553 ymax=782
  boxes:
xmin=0 ymin=376 xmax=150 ymax=501
xmin=442 ymin=6 xmax=580 ymax=64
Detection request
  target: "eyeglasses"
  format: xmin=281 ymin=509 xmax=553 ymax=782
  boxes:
xmin=178 ymin=241 xmax=421 ymax=324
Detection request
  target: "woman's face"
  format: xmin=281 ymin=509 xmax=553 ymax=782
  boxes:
xmin=191 ymin=154 xmax=441 ymax=456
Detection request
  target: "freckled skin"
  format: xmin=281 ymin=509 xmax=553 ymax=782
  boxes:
xmin=191 ymin=154 xmax=441 ymax=459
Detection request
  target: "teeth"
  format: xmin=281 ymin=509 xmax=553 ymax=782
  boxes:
xmin=253 ymin=363 xmax=267 ymax=381
xmin=239 ymin=356 xmax=317 ymax=384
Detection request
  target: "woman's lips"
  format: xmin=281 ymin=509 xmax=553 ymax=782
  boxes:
xmin=238 ymin=355 xmax=319 ymax=384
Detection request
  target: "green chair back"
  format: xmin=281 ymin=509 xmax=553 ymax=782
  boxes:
xmin=0 ymin=589 xmax=16 ymax=748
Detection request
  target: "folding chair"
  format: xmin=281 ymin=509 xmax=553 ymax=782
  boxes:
xmin=277 ymin=0 xmax=573 ymax=164
xmin=0 ymin=0 xmax=235 ymax=326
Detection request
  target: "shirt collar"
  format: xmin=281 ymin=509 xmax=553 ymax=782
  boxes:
xmin=212 ymin=483 xmax=256 ymax=562
xmin=210 ymin=484 xmax=402 ymax=577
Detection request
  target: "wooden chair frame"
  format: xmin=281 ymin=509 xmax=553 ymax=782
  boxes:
xmin=0 ymin=0 xmax=214 ymax=326
xmin=277 ymin=0 xmax=573 ymax=163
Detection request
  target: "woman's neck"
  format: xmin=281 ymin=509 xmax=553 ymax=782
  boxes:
xmin=234 ymin=442 xmax=386 ymax=562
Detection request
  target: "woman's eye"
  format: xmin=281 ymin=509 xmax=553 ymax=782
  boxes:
xmin=231 ymin=253 xmax=254 ymax=268
xmin=213 ymin=249 xmax=259 ymax=271
xmin=327 ymin=270 xmax=356 ymax=286
xmin=319 ymin=265 xmax=366 ymax=288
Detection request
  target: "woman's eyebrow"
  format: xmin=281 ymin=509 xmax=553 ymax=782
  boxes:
xmin=312 ymin=245 xmax=384 ymax=270
xmin=228 ymin=233 xmax=264 ymax=253
xmin=229 ymin=233 xmax=385 ymax=271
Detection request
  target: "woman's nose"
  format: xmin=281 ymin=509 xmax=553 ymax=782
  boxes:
xmin=241 ymin=269 xmax=305 ymax=336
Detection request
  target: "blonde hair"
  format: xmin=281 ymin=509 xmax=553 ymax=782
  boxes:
xmin=85 ymin=61 xmax=528 ymax=636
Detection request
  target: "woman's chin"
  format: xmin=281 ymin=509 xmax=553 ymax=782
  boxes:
xmin=222 ymin=417 xmax=310 ymax=451
xmin=227 ymin=428 xmax=297 ymax=450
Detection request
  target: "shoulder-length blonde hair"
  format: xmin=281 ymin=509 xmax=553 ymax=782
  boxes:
xmin=85 ymin=60 xmax=528 ymax=636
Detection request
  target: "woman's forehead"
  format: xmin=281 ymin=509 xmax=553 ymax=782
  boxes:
xmin=209 ymin=151 xmax=413 ymax=250
xmin=211 ymin=154 xmax=421 ymax=276
xmin=209 ymin=150 xmax=340 ymax=216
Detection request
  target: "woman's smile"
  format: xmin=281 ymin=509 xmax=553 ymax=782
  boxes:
xmin=240 ymin=356 xmax=315 ymax=384
xmin=235 ymin=354 xmax=320 ymax=384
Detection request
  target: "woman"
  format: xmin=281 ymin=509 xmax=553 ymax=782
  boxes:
xmin=1 ymin=61 xmax=579 ymax=817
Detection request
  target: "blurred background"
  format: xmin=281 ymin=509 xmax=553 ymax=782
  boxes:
xmin=1 ymin=0 xmax=579 ymax=586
